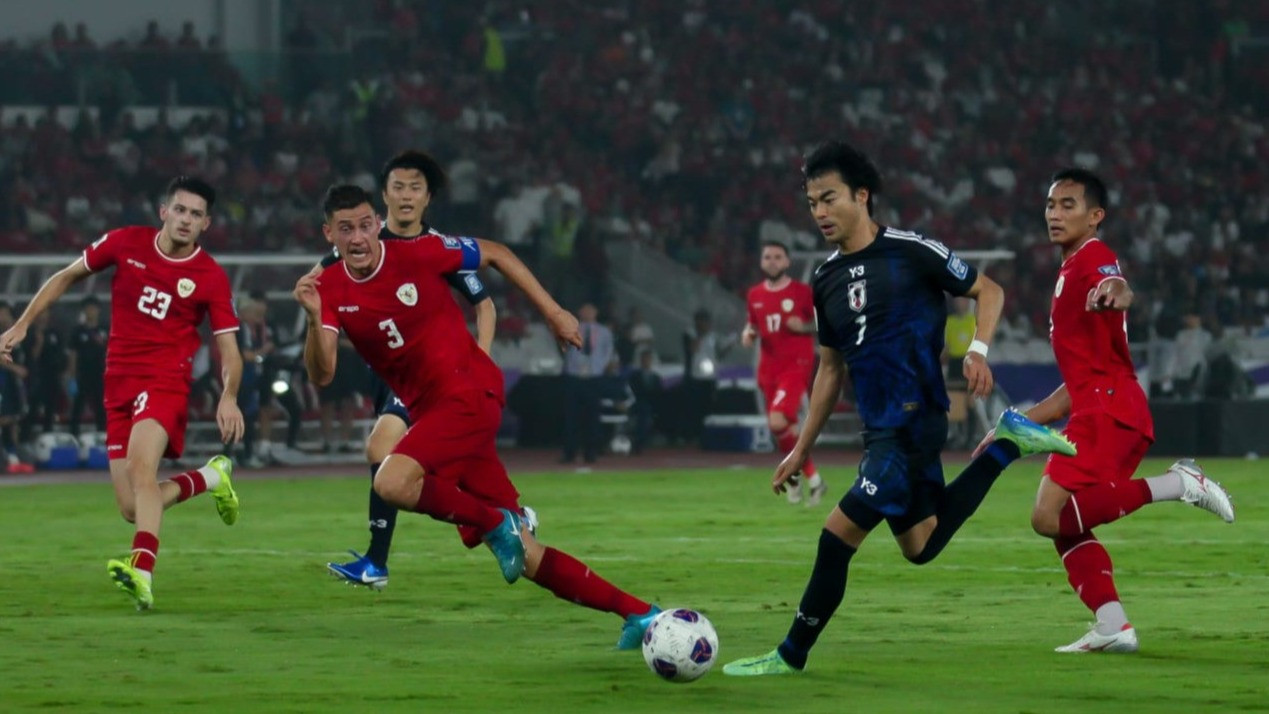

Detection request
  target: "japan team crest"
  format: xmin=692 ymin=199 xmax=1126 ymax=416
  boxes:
xmin=781 ymin=298 xmax=794 ymax=312
xmin=848 ymin=280 xmax=867 ymax=312
xmin=176 ymin=278 xmax=195 ymax=298
xmin=396 ymin=283 xmax=418 ymax=306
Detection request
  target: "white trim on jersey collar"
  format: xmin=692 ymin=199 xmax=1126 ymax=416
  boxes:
xmin=152 ymin=231 xmax=203 ymax=263
xmin=1060 ymin=236 xmax=1101 ymax=266
xmin=344 ymin=239 xmax=387 ymax=283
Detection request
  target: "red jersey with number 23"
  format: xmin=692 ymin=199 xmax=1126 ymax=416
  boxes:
xmin=318 ymin=236 xmax=502 ymax=419
xmin=1050 ymin=237 xmax=1152 ymax=438
xmin=746 ymin=280 xmax=816 ymax=378
xmin=82 ymin=226 xmax=238 ymax=388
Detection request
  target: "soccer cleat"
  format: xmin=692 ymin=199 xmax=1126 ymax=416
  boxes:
xmin=206 ymin=455 xmax=240 ymax=525
xmin=723 ymin=649 xmax=800 ymax=676
xmin=992 ymin=409 xmax=1077 ymax=458
xmin=521 ymin=505 xmax=539 ymax=536
xmin=107 ymin=558 xmax=154 ymax=611
xmin=805 ymin=476 xmax=828 ymax=508
xmin=616 ymin=605 xmax=661 ymax=650
xmin=785 ymin=474 xmax=803 ymax=505
xmin=1055 ymin=624 xmax=1139 ymax=653
xmin=483 ymin=508 xmax=525 ymax=584
xmin=327 ymin=550 xmax=389 ymax=590
xmin=1171 ymin=459 xmax=1235 ymax=523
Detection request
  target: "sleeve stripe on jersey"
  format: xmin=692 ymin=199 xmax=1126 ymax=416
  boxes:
xmin=80 ymin=251 xmax=98 ymax=273
xmin=212 ymin=326 xmax=240 ymax=335
xmin=320 ymin=324 xmax=340 ymax=333
xmin=1094 ymin=275 xmax=1128 ymax=292
xmin=884 ymin=228 xmax=950 ymax=258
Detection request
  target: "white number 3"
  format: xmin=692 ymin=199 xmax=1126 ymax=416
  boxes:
xmin=379 ymin=319 xmax=405 ymax=349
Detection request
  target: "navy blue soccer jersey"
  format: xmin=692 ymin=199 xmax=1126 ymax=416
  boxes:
xmin=320 ymin=223 xmax=489 ymax=305
xmin=813 ymin=226 xmax=978 ymax=428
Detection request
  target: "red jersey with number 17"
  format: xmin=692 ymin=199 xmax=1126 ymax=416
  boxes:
xmin=1050 ymin=237 xmax=1152 ymax=437
xmin=746 ymin=280 xmax=816 ymax=377
xmin=82 ymin=226 xmax=238 ymax=387
xmin=318 ymin=236 xmax=503 ymax=419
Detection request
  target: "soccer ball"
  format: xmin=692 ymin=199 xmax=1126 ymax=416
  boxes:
xmin=641 ymin=608 xmax=719 ymax=683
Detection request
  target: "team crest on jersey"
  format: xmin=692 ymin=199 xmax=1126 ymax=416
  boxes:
xmin=396 ymin=283 xmax=418 ymax=306
xmin=1055 ymin=275 xmax=1065 ymax=297
xmin=176 ymin=278 xmax=195 ymax=298
xmin=781 ymin=298 xmax=794 ymax=312
xmin=848 ymin=280 xmax=867 ymax=312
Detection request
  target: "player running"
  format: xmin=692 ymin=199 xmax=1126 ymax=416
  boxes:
xmin=0 ymin=176 xmax=245 ymax=610
xmin=295 ymin=185 xmax=660 ymax=646
xmin=973 ymin=168 xmax=1234 ymax=653
xmin=724 ymin=141 xmax=1077 ymax=676
xmin=323 ymin=150 xmax=500 ymax=591
xmin=741 ymin=241 xmax=826 ymax=506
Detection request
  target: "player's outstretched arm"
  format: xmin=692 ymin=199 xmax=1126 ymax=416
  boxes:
xmin=0 ymin=257 xmax=92 ymax=363
xmin=474 ymin=298 xmax=496 ymax=355
xmin=293 ymin=273 xmax=337 ymax=385
xmin=773 ymin=345 xmax=845 ymax=494
xmin=960 ymin=273 xmax=1005 ymax=399
xmin=475 ymin=239 xmax=581 ymax=350
xmin=213 ymin=331 xmax=246 ymax=445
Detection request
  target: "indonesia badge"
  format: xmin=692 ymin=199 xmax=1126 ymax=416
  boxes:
xmin=176 ymin=278 xmax=196 ymax=298
xmin=396 ymin=283 xmax=418 ymax=306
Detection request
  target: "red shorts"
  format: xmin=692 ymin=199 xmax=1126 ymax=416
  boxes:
xmin=394 ymin=389 xmax=520 ymax=548
xmin=103 ymin=377 xmax=189 ymax=460
xmin=758 ymin=368 xmax=812 ymax=422
xmin=1045 ymin=409 xmax=1152 ymax=492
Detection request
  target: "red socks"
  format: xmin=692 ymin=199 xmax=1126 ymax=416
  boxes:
xmin=775 ymin=428 xmax=817 ymax=476
xmin=170 ymin=469 xmax=208 ymax=503
xmin=130 ymin=531 xmax=160 ymax=575
xmin=1058 ymin=480 xmax=1152 ymax=537
xmin=1056 ymin=532 xmax=1119 ymax=612
xmin=531 ymin=547 xmax=651 ymax=618
xmin=414 ymin=477 xmax=503 ymax=533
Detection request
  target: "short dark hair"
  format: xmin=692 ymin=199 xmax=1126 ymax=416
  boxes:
xmin=379 ymin=150 xmax=447 ymax=197
xmin=802 ymin=141 xmax=883 ymax=214
xmin=1050 ymin=167 xmax=1109 ymax=213
xmin=322 ymin=184 xmax=375 ymax=218
xmin=761 ymin=240 xmax=790 ymax=256
xmin=165 ymin=175 xmax=216 ymax=211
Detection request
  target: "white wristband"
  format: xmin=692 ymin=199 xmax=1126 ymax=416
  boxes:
xmin=967 ymin=339 xmax=990 ymax=358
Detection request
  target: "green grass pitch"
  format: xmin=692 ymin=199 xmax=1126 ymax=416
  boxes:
xmin=0 ymin=458 xmax=1265 ymax=713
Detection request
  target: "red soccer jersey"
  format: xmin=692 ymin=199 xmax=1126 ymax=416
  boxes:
xmin=746 ymin=279 xmax=816 ymax=376
xmin=1049 ymin=238 xmax=1152 ymax=435
xmin=82 ymin=226 xmax=238 ymax=387
xmin=318 ymin=235 xmax=502 ymax=418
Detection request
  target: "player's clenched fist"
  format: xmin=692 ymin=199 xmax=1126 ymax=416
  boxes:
xmin=546 ymin=307 xmax=582 ymax=350
xmin=0 ymin=324 xmax=26 ymax=363
xmin=293 ymin=273 xmax=322 ymax=316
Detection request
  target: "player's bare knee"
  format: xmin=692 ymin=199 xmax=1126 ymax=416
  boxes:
xmin=1030 ymin=510 xmax=1060 ymax=538
xmin=372 ymin=471 xmax=409 ymax=508
xmin=364 ymin=437 xmax=389 ymax=465
xmin=768 ymin=412 xmax=790 ymax=434
xmin=117 ymin=503 xmax=137 ymax=523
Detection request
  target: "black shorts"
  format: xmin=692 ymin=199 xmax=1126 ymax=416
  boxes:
xmin=846 ymin=410 xmax=948 ymax=531
xmin=319 ymin=352 xmax=363 ymax=402
xmin=945 ymin=360 xmax=968 ymax=389
xmin=369 ymin=372 xmax=411 ymax=424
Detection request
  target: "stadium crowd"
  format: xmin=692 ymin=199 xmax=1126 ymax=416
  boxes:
xmin=1 ymin=2 xmax=1267 ymax=469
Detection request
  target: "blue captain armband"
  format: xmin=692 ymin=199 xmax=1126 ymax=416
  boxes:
xmin=457 ymin=236 xmax=481 ymax=270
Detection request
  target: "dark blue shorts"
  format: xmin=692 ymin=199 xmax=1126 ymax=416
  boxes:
xmin=848 ymin=410 xmax=948 ymax=523
xmin=370 ymin=373 xmax=411 ymax=424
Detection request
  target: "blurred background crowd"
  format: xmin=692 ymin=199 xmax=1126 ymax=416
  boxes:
xmin=1 ymin=0 xmax=1267 ymax=469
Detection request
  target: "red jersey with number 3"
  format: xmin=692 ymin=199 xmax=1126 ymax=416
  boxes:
xmin=1050 ymin=237 xmax=1152 ymax=437
xmin=747 ymin=280 xmax=816 ymax=378
xmin=82 ymin=226 xmax=238 ymax=387
xmin=318 ymin=236 xmax=502 ymax=419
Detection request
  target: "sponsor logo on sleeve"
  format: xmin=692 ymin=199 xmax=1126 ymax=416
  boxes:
xmin=947 ymin=254 xmax=969 ymax=280
xmin=441 ymin=236 xmax=460 ymax=249
xmin=464 ymin=274 xmax=483 ymax=294
xmin=1097 ymin=264 xmax=1122 ymax=276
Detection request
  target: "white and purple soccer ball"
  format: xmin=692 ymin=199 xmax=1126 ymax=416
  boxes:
xmin=641 ymin=608 xmax=719 ymax=683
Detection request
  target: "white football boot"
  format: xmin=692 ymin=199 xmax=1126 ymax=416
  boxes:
xmin=1171 ymin=459 xmax=1235 ymax=523
xmin=1055 ymin=624 xmax=1139 ymax=654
